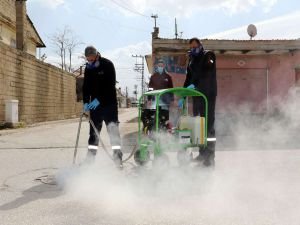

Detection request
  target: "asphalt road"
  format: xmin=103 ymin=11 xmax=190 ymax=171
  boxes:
xmin=1 ymin=108 xmax=300 ymax=225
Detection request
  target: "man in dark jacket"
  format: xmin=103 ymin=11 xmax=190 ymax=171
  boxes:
xmin=141 ymin=59 xmax=174 ymax=132
xmin=149 ymin=59 xmax=174 ymax=106
xmin=149 ymin=59 xmax=173 ymax=91
xmin=183 ymin=38 xmax=217 ymax=167
xmin=82 ymin=46 xmax=122 ymax=166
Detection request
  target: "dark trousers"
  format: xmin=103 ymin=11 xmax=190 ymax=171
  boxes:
xmin=88 ymin=104 xmax=121 ymax=151
xmin=192 ymin=95 xmax=216 ymax=162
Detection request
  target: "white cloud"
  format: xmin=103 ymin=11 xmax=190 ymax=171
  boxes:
xmin=30 ymin=0 xmax=65 ymax=9
xmin=205 ymin=10 xmax=300 ymax=39
xmin=102 ymin=41 xmax=152 ymax=96
xmin=92 ymin=0 xmax=278 ymax=17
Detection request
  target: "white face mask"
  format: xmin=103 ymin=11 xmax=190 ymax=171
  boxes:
xmin=157 ymin=66 xmax=164 ymax=74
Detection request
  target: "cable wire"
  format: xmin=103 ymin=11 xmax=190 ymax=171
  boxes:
xmin=108 ymin=0 xmax=150 ymax=18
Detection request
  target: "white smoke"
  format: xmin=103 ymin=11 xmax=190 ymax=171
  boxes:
xmin=218 ymin=86 xmax=300 ymax=150
xmin=56 ymin=87 xmax=300 ymax=224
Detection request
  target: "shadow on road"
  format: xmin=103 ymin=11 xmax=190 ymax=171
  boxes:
xmin=122 ymin=131 xmax=138 ymax=153
xmin=0 ymin=182 xmax=62 ymax=211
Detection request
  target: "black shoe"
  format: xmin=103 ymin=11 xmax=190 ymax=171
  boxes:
xmin=112 ymin=150 xmax=123 ymax=168
xmin=83 ymin=149 xmax=97 ymax=165
xmin=203 ymin=158 xmax=215 ymax=168
xmin=193 ymin=153 xmax=205 ymax=162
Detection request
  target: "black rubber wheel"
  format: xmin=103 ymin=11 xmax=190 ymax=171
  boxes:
xmin=134 ymin=149 xmax=150 ymax=166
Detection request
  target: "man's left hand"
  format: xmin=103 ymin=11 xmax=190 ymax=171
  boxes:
xmin=187 ymin=84 xmax=195 ymax=89
xmin=88 ymin=98 xmax=100 ymax=110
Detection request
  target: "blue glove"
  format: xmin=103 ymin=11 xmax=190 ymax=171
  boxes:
xmin=88 ymin=98 xmax=100 ymax=110
xmin=83 ymin=103 xmax=89 ymax=112
xmin=187 ymin=84 xmax=195 ymax=89
xmin=178 ymin=98 xmax=184 ymax=108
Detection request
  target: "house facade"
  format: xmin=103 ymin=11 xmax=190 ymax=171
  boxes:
xmin=0 ymin=0 xmax=45 ymax=56
xmin=146 ymin=28 xmax=300 ymax=113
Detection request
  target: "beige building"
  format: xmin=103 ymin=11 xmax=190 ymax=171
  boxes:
xmin=0 ymin=0 xmax=45 ymax=56
xmin=0 ymin=0 xmax=81 ymax=125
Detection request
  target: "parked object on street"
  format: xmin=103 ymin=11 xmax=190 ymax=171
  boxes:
xmin=135 ymin=87 xmax=208 ymax=167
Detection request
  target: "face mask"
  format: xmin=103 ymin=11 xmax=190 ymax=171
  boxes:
xmin=189 ymin=46 xmax=203 ymax=56
xmin=86 ymin=62 xmax=95 ymax=69
xmin=157 ymin=66 xmax=164 ymax=74
xmin=86 ymin=59 xmax=100 ymax=69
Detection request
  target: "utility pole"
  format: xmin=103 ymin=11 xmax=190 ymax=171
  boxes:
xmin=125 ymin=86 xmax=128 ymax=108
xmin=132 ymin=55 xmax=145 ymax=96
xmin=180 ymin=31 xmax=183 ymax=39
xmin=151 ymin=14 xmax=158 ymax=28
xmin=134 ymin=84 xmax=138 ymax=101
xmin=175 ymin=18 xmax=178 ymax=39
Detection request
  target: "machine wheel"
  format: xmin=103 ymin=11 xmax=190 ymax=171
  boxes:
xmin=152 ymin=153 xmax=170 ymax=169
xmin=177 ymin=150 xmax=193 ymax=166
xmin=134 ymin=149 xmax=150 ymax=166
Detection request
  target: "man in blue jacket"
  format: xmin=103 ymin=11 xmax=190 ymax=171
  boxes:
xmin=82 ymin=46 xmax=122 ymax=166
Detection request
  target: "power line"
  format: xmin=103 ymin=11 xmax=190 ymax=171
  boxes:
xmin=108 ymin=0 xmax=150 ymax=18
xmin=87 ymin=13 xmax=151 ymax=33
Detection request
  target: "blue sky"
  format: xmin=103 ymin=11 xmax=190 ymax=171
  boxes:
xmin=26 ymin=0 xmax=300 ymax=96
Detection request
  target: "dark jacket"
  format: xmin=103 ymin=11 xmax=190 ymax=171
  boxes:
xmin=184 ymin=50 xmax=217 ymax=97
xmin=82 ymin=57 xmax=117 ymax=107
xmin=149 ymin=71 xmax=174 ymax=104
xmin=149 ymin=72 xmax=173 ymax=90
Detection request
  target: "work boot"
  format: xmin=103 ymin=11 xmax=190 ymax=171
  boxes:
xmin=193 ymin=153 xmax=205 ymax=162
xmin=203 ymin=157 xmax=215 ymax=168
xmin=193 ymin=147 xmax=205 ymax=162
xmin=201 ymin=147 xmax=215 ymax=168
xmin=83 ymin=149 xmax=97 ymax=165
xmin=195 ymin=145 xmax=215 ymax=168
xmin=112 ymin=149 xmax=123 ymax=168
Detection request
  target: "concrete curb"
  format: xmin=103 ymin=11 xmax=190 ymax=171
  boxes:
xmin=0 ymin=108 xmax=129 ymax=136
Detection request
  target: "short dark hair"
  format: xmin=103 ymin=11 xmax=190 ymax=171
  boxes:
xmin=85 ymin=46 xmax=97 ymax=57
xmin=189 ymin=37 xmax=201 ymax=45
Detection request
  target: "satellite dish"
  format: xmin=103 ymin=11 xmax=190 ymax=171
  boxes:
xmin=247 ymin=24 xmax=257 ymax=40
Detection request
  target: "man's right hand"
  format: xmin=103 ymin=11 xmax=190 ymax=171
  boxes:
xmin=178 ymin=98 xmax=184 ymax=108
xmin=83 ymin=103 xmax=89 ymax=112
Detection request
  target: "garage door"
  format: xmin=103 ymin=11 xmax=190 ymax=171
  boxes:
xmin=216 ymin=68 xmax=268 ymax=113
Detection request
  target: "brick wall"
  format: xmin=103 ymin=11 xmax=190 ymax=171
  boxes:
xmin=0 ymin=0 xmax=16 ymax=23
xmin=0 ymin=42 xmax=81 ymax=124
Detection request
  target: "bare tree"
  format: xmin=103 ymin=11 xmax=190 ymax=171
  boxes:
xmin=66 ymin=34 xmax=83 ymax=72
xmin=50 ymin=26 xmax=83 ymax=72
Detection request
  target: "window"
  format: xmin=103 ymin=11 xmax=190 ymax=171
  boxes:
xmin=10 ymin=38 xmax=16 ymax=48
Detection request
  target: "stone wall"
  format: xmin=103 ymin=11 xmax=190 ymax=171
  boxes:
xmin=0 ymin=42 xmax=81 ymax=124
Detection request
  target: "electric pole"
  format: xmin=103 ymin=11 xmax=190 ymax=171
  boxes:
xmin=125 ymin=86 xmax=128 ymax=108
xmin=180 ymin=31 xmax=183 ymax=38
xmin=175 ymin=18 xmax=178 ymax=39
xmin=134 ymin=84 xmax=138 ymax=101
xmin=132 ymin=55 xmax=145 ymax=96
xmin=151 ymin=14 xmax=158 ymax=28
